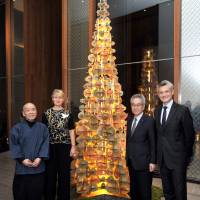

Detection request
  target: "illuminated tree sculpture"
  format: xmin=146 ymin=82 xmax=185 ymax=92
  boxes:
xmin=71 ymin=0 xmax=129 ymax=198
xmin=139 ymin=49 xmax=158 ymax=116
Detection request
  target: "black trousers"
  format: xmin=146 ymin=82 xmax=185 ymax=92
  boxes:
xmin=160 ymin=160 xmax=187 ymax=200
xmin=13 ymin=173 xmax=44 ymax=200
xmin=44 ymin=143 xmax=71 ymax=200
xmin=128 ymin=164 xmax=152 ymax=200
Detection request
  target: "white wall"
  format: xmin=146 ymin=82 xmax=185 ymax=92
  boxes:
xmin=180 ymin=0 xmax=200 ymax=109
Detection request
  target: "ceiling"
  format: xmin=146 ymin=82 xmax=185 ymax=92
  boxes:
xmin=107 ymin=0 xmax=172 ymax=18
xmin=12 ymin=0 xmax=173 ymax=22
xmin=71 ymin=0 xmax=172 ymax=23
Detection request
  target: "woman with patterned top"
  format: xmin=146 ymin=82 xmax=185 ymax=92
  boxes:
xmin=42 ymin=89 xmax=76 ymax=200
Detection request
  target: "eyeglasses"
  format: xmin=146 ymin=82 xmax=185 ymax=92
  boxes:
xmin=131 ymin=103 xmax=143 ymax=107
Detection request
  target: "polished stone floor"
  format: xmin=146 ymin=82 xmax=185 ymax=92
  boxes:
xmin=0 ymin=151 xmax=199 ymax=200
xmin=0 ymin=151 xmax=14 ymax=200
xmin=187 ymin=141 xmax=200 ymax=182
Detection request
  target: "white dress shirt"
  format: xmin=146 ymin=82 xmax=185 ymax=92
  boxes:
xmin=160 ymin=99 xmax=173 ymax=124
xmin=132 ymin=112 xmax=143 ymax=129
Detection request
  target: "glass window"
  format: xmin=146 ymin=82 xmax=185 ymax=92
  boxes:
xmin=107 ymin=0 xmax=174 ymax=110
xmin=12 ymin=0 xmax=24 ymax=123
xmin=68 ymin=0 xmax=89 ymax=120
xmin=117 ymin=59 xmax=173 ymax=112
xmin=180 ymin=0 xmax=200 ymax=182
xmin=68 ymin=0 xmax=174 ymax=117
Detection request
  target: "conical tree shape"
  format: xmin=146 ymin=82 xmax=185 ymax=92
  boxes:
xmin=139 ymin=49 xmax=158 ymax=116
xmin=71 ymin=0 xmax=129 ymax=198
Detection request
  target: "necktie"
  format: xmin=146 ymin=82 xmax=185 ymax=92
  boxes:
xmin=162 ymin=106 xmax=167 ymax=126
xmin=131 ymin=118 xmax=137 ymax=136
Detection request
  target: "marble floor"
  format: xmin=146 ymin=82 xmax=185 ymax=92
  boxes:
xmin=187 ymin=141 xmax=200 ymax=182
xmin=153 ymin=178 xmax=200 ymax=200
xmin=0 ymin=151 xmax=200 ymax=200
xmin=0 ymin=151 xmax=14 ymax=200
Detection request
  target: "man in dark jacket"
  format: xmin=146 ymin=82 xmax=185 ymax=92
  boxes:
xmin=10 ymin=103 xmax=49 ymax=200
xmin=126 ymin=94 xmax=156 ymax=200
xmin=154 ymin=80 xmax=195 ymax=200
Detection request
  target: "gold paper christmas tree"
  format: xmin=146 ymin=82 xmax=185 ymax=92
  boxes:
xmin=139 ymin=49 xmax=158 ymax=116
xmin=71 ymin=0 xmax=129 ymax=198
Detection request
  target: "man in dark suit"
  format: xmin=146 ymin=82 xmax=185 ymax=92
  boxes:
xmin=126 ymin=94 xmax=156 ymax=200
xmin=154 ymin=80 xmax=195 ymax=200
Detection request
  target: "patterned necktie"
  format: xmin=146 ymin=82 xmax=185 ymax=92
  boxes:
xmin=162 ymin=106 xmax=167 ymax=126
xmin=131 ymin=118 xmax=137 ymax=136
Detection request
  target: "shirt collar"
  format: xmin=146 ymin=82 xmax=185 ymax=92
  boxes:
xmin=163 ymin=99 xmax=173 ymax=109
xmin=134 ymin=112 xmax=143 ymax=121
xmin=24 ymin=119 xmax=36 ymax=128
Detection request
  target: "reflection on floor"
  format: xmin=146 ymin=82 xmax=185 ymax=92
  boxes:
xmin=0 ymin=151 xmax=199 ymax=200
xmin=153 ymin=178 xmax=200 ymax=200
xmin=0 ymin=151 xmax=14 ymax=200
xmin=187 ymin=141 xmax=200 ymax=182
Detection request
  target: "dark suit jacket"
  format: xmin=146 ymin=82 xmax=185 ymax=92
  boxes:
xmin=126 ymin=114 xmax=156 ymax=170
xmin=154 ymin=102 xmax=195 ymax=169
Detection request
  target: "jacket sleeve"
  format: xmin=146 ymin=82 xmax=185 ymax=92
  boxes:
xmin=182 ymin=107 xmax=195 ymax=159
xmin=9 ymin=126 xmax=24 ymax=160
xmin=125 ymin=116 xmax=130 ymax=165
xmin=41 ymin=113 xmax=48 ymax=126
xmin=38 ymin=126 xmax=49 ymax=159
xmin=148 ymin=118 xmax=156 ymax=164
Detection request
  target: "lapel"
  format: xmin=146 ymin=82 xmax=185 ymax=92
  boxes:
xmin=158 ymin=102 xmax=178 ymax=131
xmin=157 ymin=106 xmax=162 ymax=126
xmin=164 ymin=102 xmax=177 ymax=127
xmin=127 ymin=115 xmax=134 ymax=138
xmin=130 ymin=114 xmax=145 ymax=138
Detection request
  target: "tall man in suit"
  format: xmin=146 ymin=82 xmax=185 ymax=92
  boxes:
xmin=126 ymin=94 xmax=156 ymax=200
xmin=154 ymin=80 xmax=195 ymax=200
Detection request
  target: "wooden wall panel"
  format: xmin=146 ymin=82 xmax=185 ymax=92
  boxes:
xmin=24 ymin=0 xmax=62 ymax=117
xmin=61 ymin=0 xmax=68 ymax=103
xmin=174 ymin=0 xmax=181 ymax=102
xmin=89 ymin=0 xmax=96 ymax=49
xmin=5 ymin=0 xmax=12 ymax=131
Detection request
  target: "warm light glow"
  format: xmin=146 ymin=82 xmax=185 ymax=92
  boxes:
xmin=71 ymin=0 xmax=129 ymax=198
xmin=82 ymin=189 xmax=129 ymax=198
xmin=139 ymin=49 xmax=158 ymax=116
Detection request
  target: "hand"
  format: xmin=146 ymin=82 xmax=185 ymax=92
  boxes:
xmin=70 ymin=145 xmax=77 ymax=158
xmin=149 ymin=163 xmax=156 ymax=172
xmin=32 ymin=158 xmax=42 ymax=167
xmin=22 ymin=159 xmax=33 ymax=167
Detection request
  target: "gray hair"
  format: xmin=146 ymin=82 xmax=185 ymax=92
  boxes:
xmin=130 ymin=94 xmax=146 ymax=105
xmin=158 ymin=80 xmax=174 ymax=91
